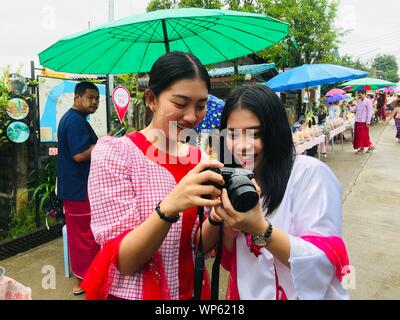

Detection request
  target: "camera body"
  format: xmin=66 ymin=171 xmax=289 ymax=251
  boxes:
xmin=207 ymin=167 xmax=259 ymax=212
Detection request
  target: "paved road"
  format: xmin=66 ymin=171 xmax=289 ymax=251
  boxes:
xmin=339 ymin=122 xmax=400 ymax=299
xmin=1 ymin=121 xmax=399 ymax=299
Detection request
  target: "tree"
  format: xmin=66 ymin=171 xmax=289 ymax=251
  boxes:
xmin=146 ymin=0 xmax=176 ymax=12
xmin=147 ymin=0 xmax=256 ymax=11
xmin=255 ymin=0 xmax=342 ymax=68
xmin=146 ymin=0 xmax=344 ymax=71
xmin=0 ymin=67 xmax=12 ymax=147
xmin=322 ymin=54 xmax=371 ymax=75
xmin=180 ymin=0 xmax=222 ymax=9
xmin=372 ymin=54 xmax=399 ymax=83
xmin=330 ymin=55 xmax=365 ymax=70
xmin=224 ymin=0 xmax=257 ymax=11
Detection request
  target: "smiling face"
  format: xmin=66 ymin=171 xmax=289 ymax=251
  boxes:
xmin=146 ymin=78 xmax=208 ymax=141
xmin=226 ymin=107 xmax=263 ymax=172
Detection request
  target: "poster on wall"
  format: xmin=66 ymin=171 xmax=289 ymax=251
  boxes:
xmin=38 ymin=76 xmax=107 ymax=142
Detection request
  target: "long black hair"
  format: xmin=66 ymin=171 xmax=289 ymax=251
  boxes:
xmin=219 ymin=85 xmax=295 ymax=215
xmin=144 ymin=51 xmax=210 ymax=125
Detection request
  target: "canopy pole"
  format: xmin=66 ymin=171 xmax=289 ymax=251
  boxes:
xmin=161 ymin=19 xmax=170 ymax=53
xmin=106 ymin=0 xmax=114 ymax=132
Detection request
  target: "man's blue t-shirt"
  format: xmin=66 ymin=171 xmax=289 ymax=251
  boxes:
xmin=57 ymin=108 xmax=98 ymax=201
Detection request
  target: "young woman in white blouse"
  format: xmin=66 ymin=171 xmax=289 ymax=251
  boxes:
xmin=210 ymin=85 xmax=350 ymax=300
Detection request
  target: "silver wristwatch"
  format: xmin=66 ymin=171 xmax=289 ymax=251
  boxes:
xmin=251 ymin=220 xmax=273 ymax=246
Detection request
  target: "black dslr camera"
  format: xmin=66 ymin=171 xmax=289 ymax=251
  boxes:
xmin=207 ymin=167 xmax=259 ymax=212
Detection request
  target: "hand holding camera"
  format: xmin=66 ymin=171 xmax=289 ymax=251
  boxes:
xmin=205 ymin=167 xmax=259 ymax=213
xmin=214 ymin=178 xmax=268 ymax=237
xmin=160 ymin=160 xmax=225 ymax=217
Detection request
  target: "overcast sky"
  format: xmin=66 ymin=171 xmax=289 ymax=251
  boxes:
xmin=1 ymin=0 xmax=399 ymax=76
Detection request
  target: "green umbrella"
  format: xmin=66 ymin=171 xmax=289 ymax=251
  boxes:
xmin=339 ymin=78 xmax=396 ymax=92
xmin=39 ymin=8 xmax=289 ymax=74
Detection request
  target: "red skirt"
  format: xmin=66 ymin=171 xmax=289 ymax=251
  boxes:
xmin=353 ymin=122 xmax=372 ymax=149
xmin=63 ymin=198 xmax=100 ymax=279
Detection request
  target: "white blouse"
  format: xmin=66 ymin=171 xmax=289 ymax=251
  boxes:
xmin=236 ymin=155 xmax=349 ymax=300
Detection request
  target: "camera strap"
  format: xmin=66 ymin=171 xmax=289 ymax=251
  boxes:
xmin=193 ymin=207 xmax=223 ymax=300
xmin=210 ymin=223 xmax=223 ymax=300
xmin=193 ymin=207 xmax=205 ymax=300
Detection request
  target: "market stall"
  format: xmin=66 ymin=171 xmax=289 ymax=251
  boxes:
xmin=293 ymin=125 xmax=325 ymax=157
xmin=293 ymin=117 xmax=348 ymax=157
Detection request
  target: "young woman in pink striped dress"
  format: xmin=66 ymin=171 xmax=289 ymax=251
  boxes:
xmin=81 ymin=52 xmax=224 ymax=300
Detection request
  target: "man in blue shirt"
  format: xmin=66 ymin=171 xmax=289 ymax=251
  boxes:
xmin=57 ymin=81 xmax=101 ymax=295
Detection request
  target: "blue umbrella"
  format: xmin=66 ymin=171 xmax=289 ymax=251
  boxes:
xmin=322 ymin=94 xmax=350 ymax=104
xmin=265 ymin=64 xmax=368 ymax=92
xmin=195 ymin=94 xmax=225 ymax=132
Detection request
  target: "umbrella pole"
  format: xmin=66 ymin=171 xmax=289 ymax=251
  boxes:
xmin=106 ymin=0 xmax=114 ymax=132
xmin=161 ymin=19 xmax=170 ymax=53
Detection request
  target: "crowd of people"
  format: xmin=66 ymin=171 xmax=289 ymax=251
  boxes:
xmin=55 ymin=51 xmax=399 ymax=301
xmin=293 ymin=89 xmax=400 ymax=157
xmin=373 ymin=91 xmax=400 ymax=143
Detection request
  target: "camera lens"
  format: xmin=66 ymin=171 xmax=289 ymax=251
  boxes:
xmin=227 ymin=175 xmax=259 ymax=212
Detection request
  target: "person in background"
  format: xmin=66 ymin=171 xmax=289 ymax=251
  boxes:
xmin=341 ymin=100 xmax=349 ymax=120
xmin=57 ymin=81 xmax=101 ymax=295
xmin=376 ymin=92 xmax=387 ymax=122
xmin=328 ymin=102 xmax=340 ymax=120
xmin=386 ymin=97 xmax=400 ymax=143
xmin=350 ymin=90 xmax=375 ymax=154
xmin=292 ymin=114 xmax=306 ymax=133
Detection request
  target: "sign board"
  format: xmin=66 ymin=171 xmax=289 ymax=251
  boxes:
xmin=112 ymin=86 xmax=130 ymax=124
xmin=38 ymin=76 xmax=107 ymax=142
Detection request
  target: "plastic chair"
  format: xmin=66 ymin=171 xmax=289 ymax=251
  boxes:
xmin=62 ymin=225 xmax=71 ymax=278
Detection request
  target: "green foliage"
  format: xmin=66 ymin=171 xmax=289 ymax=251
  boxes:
xmin=1 ymin=201 xmax=59 ymax=241
xmin=27 ymin=79 xmax=39 ymax=87
xmin=224 ymin=0 xmax=257 ymax=11
xmin=146 ymin=0 xmax=342 ymax=70
xmin=28 ymin=161 xmax=57 ymax=213
xmin=257 ymin=0 xmax=342 ymax=68
xmin=82 ymin=78 xmax=103 ymax=84
xmin=147 ymin=0 xmax=255 ymax=11
xmin=179 ymin=0 xmax=222 ymax=8
xmin=28 ymin=158 xmax=58 ymax=215
xmin=372 ymin=54 xmax=399 ymax=83
xmin=325 ymin=54 xmax=367 ymax=71
xmin=147 ymin=0 xmax=177 ymax=11
xmin=0 ymin=67 xmax=12 ymax=147
xmin=2 ymin=157 xmax=62 ymax=240
xmin=4 ymin=202 xmax=37 ymax=240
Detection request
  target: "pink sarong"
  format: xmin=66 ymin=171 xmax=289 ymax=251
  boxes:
xmin=63 ymin=198 xmax=100 ymax=279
